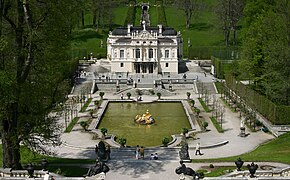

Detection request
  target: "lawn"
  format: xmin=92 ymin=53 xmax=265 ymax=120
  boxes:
xmin=192 ymin=132 xmax=290 ymax=164
xmin=149 ymin=6 xmax=158 ymax=26
xmin=165 ymin=6 xmax=224 ymax=57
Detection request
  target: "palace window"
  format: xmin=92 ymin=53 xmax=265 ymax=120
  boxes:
xmin=149 ymin=48 xmax=153 ymax=58
xmin=136 ymin=48 xmax=140 ymax=58
xmin=165 ymin=63 xmax=169 ymax=67
xmin=165 ymin=50 xmax=169 ymax=58
xmin=120 ymin=50 xmax=124 ymax=58
xmin=120 ymin=63 xmax=124 ymax=67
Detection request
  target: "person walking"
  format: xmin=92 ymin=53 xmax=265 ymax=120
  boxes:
xmin=195 ymin=143 xmax=203 ymax=155
xmin=140 ymin=146 xmax=145 ymax=159
xmin=135 ymin=145 xmax=140 ymax=159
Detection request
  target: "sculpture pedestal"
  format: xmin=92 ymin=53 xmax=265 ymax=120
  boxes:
xmin=240 ymin=127 xmax=246 ymax=137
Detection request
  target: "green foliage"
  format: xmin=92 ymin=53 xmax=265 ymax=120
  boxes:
xmin=100 ymin=127 xmax=108 ymax=136
xmin=162 ymin=137 xmax=170 ymax=147
xmin=157 ymin=5 xmax=167 ymax=26
xmin=240 ymin=1 xmax=290 ymax=106
xmin=186 ymin=92 xmax=191 ymax=99
xmin=124 ymin=4 xmax=136 ymax=26
xmin=149 ymin=89 xmax=155 ymax=95
xmin=118 ymin=137 xmax=127 ymax=147
xmin=94 ymin=100 xmax=99 ymax=108
xmin=181 ymin=127 xmax=189 ymax=135
xmin=80 ymin=121 xmax=89 ymax=131
xmin=198 ymin=98 xmax=210 ymax=112
xmin=126 ymin=92 xmax=132 ymax=99
xmin=226 ymin=75 xmax=290 ymax=125
xmin=48 ymin=166 xmax=88 ymax=177
xmin=190 ymin=99 xmax=195 ymax=107
xmin=194 ymin=108 xmax=201 ymax=116
xmin=202 ymin=121 xmax=208 ymax=130
xmin=157 ymin=92 xmax=162 ymax=99
xmin=64 ymin=117 xmax=80 ymax=133
xmin=99 ymin=92 xmax=105 ymax=99
xmin=210 ymin=117 xmax=224 ymax=133
xmin=193 ymin=132 xmax=290 ymax=164
xmin=80 ymin=98 xmax=92 ymax=112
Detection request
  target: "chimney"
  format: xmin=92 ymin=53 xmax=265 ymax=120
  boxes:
xmin=127 ymin=24 xmax=132 ymax=36
xmin=158 ymin=25 xmax=162 ymax=35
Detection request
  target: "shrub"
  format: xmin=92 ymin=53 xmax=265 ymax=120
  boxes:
xmin=126 ymin=92 xmax=131 ymax=99
xmin=195 ymin=108 xmax=201 ymax=117
xmin=190 ymin=99 xmax=195 ymax=107
xmin=149 ymin=89 xmax=155 ymax=95
xmin=136 ymin=89 xmax=142 ymax=95
xmin=181 ymin=127 xmax=189 ymax=135
xmin=80 ymin=121 xmax=88 ymax=131
xmin=209 ymin=164 xmax=214 ymax=168
xmin=157 ymin=92 xmax=161 ymax=99
xmin=118 ymin=137 xmax=127 ymax=147
xmin=162 ymin=137 xmax=170 ymax=147
xmin=99 ymin=92 xmax=105 ymax=99
xmin=94 ymin=100 xmax=99 ymax=109
xmin=202 ymin=121 xmax=209 ymax=130
xmin=100 ymin=127 xmax=108 ymax=136
xmin=89 ymin=109 xmax=94 ymax=118
xmin=186 ymin=92 xmax=191 ymax=99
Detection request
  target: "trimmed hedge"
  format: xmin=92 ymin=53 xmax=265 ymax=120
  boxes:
xmin=189 ymin=46 xmax=239 ymax=60
xmin=225 ymin=75 xmax=290 ymax=125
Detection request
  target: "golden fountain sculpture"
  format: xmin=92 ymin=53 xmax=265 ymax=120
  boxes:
xmin=134 ymin=109 xmax=155 ymax=125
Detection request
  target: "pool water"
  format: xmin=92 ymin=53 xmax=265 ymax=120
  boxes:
xmin=98 ymin=102 xmax=191 ymax=147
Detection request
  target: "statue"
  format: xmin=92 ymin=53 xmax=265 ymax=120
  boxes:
xmin=95 ymin=141 xmax=110 ymax=162
xmin=134 ymin=109 xmax=155 ymax=125
xmin=175 ymin=161 xmax=196 ymax=177
xmin=179 ymin=141 xmax=190 ymax=160
xmin=86 ymin=158 xmax=110 ymax=177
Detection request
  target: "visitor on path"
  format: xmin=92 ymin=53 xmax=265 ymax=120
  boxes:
xmin=150 ymin=154 xmax=155 ymax=160
xmin=195 ymin=143 xmax=203 ymax=155
xmin=44 ymin=172 xmax=50 ymax=180
xmin=204 ymin=72 xmax=206 ymax=77
xmin=154 ymin=153 xmax=158 ymax=160
xmin=140 ymin=146 xmax=145 ymax=159
xmin=120 ymin=93 xmax=124 ymax=100
xmin=136 ymin=145 xmax=140 ymax=159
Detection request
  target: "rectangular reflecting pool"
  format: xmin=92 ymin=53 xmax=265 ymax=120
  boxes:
xmin=98 ymin=102 xmax=191 ymax=147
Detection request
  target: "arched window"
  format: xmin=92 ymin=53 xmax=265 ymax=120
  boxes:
xmin=149 ymin=48 xmax=153 ymax=58
xmin=136 ymin=48 xmax=140 ymax=58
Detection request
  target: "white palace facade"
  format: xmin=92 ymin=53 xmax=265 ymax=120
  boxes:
xmin=107 ymin=23 xmax=183 ymax=74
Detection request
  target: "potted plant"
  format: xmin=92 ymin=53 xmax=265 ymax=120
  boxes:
xmin=195 ymin=108 xmax=201 ymax=117
xmin=118 ymin=137 xmax=127 ymax=147
xmin=94 ymin=100 xmax=99 ymax=109
xmin=100 ymin=127 xmax=108 ymax=139
xmin=162 ymin=137 xmax=170 ymax=147
xmin=126 ymin=92 xmax=131 ymax=99
xmin=157 ymin=92 xmax=161 ymax=99
xmin=181 ymin=127 xmax=189 ymax=136
xmin=190 ymin=99 xmax=195 ymax=107
xmin=80 ymin=121 xmax=89 ymax=131
xmin=99 ymin=92 xmax=105 ymax=100
xmin=202 ymin=121 xmax=208 ymax=131
xmin=89 ymin=109 xmax=94 ymax=118
xmin=186 ymin=92 xmax=191 ymax=99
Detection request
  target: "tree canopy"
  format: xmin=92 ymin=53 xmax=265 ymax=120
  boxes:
xmin=0 ymin=0 xmax=79 ymax=168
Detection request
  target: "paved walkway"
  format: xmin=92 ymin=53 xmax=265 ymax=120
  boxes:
xmin=49 ymin=60 xmax=287 ymax=179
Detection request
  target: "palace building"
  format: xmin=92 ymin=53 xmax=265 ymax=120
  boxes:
xmin=107 ymin=22 xmax=183 ymax=74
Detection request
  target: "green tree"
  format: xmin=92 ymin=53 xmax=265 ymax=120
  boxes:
xmin=240 ymin=1 xmax=290 ymax=105
xmin=0 ymin=0 xmax=79 ymax=168
xmin=176 ymin=0 xmax=202 ymax=29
